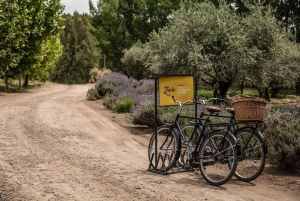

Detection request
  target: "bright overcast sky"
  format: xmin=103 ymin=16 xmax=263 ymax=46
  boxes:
xmin=61 ymin=0 xmax=98 ymax=14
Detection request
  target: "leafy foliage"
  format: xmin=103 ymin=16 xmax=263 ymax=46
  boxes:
xmin=122 ymin=1 xmax=300 ymax=99
xmin=0 ymin=0 xmax=64 ymax=88
xmin=264 ymin=103 xmax=300 ymax=173
xmin=89 ymin=0 xmax=181 ymax=76
xmin=51 ymin=13 xmax=101 ymax=84
xmin=115 ymin=99 xmax=133 ymax=113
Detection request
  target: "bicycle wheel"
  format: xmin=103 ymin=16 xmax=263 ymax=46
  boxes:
xmin=199 ymin=130 xmax=238 ymax=186
xmin=234 ymin=128 xmax=266 ymax=181
xmin=148 ymin=125 xmax=180 ymax=172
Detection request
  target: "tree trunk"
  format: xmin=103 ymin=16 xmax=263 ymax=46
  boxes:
xmin=219 ymin=83 xmax=230 ymax=99
xmin=23 ymin=74 xmax=29 ymax=87
xmin=19 ymin=74 xmax=22 ymax=90
xmin=214 ymin=82 xmax=230 ymax=104
xmin=263 ymin=88 xmax=270 ymax=101
xmin=240 ymin=81 xmax=244 ymax=94
xmin=270 ymin=87 xmax=281 ymax=98
xmin=296 ymin=78 xmax=300 ymax=95
xmin=5 ymin=76 xmax=9 ymax=91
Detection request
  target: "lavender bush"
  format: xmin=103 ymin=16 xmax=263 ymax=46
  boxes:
xmin=94 ymin=72 xmax=136 ymax=111
xmin=95 ymin=72 xmax=135 ymax=97
xmin=130 ymin=79 xmax=158 ymax=126
xmin=264 ymin=103 xmax=300 ymax=173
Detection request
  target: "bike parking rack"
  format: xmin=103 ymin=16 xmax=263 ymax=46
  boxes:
xmin=147 ymin=74 xmax=197 ymax=175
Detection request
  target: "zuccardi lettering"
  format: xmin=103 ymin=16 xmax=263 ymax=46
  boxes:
xmin=163 ymin=86 xmax=175 ymax=96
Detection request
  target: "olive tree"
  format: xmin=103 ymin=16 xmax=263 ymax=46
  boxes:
xmin=123 ymin=1 xmax=300 ymax=99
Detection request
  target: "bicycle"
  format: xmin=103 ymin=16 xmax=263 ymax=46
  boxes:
xmin=180 ymin=100 xmax=268 ymax=182
xmin=148 ymin=97 xmax=238 ymax=186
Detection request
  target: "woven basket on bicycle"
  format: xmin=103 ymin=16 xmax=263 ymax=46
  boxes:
xmin=232 ymin=96 xmax=267 ymax=123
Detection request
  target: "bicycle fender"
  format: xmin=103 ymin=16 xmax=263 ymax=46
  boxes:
xmin=209 ymin=129 xmax=238 ymax=145
xmin=257 ymin=130 xmax=268 ymax=154
xmin=237 ymin=127 xmax=268 ymax=154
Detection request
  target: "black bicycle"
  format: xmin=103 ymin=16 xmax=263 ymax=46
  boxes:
xmin=148 ymin=97 xmax=238 ymax=186
xmin=180 ymin=102 xmax=268 ymax=182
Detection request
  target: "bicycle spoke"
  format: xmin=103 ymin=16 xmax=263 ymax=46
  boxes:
xmin=234 ymin=129 xmax=266 ymax=181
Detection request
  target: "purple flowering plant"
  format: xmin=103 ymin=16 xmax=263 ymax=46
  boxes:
xmin=264 ymin=103 xmax=300 ymax=173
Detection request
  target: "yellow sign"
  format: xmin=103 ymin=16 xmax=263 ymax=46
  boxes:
xmin=158 ymin=75 xmax=194 ymax=106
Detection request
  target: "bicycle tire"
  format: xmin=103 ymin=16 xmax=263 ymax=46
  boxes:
xmin=199 ymin=130 xmax=238 ymax=186
xmin=148 ymin=125 xmax=181 ymax=172
xmin=234 ymin=128 xmax=266 ymax=182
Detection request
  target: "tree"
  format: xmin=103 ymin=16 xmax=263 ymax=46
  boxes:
xmin=51 ymin=13 xmax=101 ymax=84
xmin=0 ymin=0 xmax=64 ymax=89
xmin=123 ymin=1 xmax=300 ymax=99
xmin=89 ymin=0 xmax=181 ymax=75
xmin=31 ymin=34 xmax=63 ymax=82
xmin=226 ymin=0 xmax=300 ymax=97
xmin=20 ymin=0 xmax=65 ymax=87
xmin=0 ymin=0 xmax=30 ymax=89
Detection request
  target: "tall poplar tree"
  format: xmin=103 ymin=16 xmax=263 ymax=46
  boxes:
xmin=0 ymin=0 xmax=64 ymax=89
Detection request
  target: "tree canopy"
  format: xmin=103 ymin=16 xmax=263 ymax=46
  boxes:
xmin=122 ymin=1 xmax=300 ymax=99
xmin=51 ymin=12 xmax=101 ymax=84
xmin=88 ymin=0 xmax=181 ymax=76
xmin=0 ymin=0 xmax=64 ymax=88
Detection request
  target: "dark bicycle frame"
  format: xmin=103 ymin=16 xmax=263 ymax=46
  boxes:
xmin=171 ymin=97 xmax=238 ymax=168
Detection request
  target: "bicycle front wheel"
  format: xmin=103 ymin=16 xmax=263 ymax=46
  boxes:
xmin=178 ymin=123 xmax=201 ymax=168
xmin=199 ymin=131 xmax=238 ymax=186
xmin=148 ymin=125 xmax=180 ymax=172
xmin=234 ymin=128 xmax=266 ymax=181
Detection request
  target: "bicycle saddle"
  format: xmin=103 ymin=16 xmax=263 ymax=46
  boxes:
xmin=204 ymin=106 xmax=222 ymax=113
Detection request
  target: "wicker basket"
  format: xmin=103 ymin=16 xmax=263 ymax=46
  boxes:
xmin=232 ymin=97 xmax=267 ymax=123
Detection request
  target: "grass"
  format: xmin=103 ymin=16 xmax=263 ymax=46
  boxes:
xmin=227 ymin=87 xmax=259 ymax=97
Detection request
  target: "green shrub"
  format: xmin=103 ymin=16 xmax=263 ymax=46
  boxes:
xmin=264 ymin=103 xmax=300 ymax=173
xmin=197 ymin=90 xmax=213 ymax=99
xmin=115 ymin=99 xmax=133 ymax=113
xmin=86 ymin=87 xmax=99 ymax=101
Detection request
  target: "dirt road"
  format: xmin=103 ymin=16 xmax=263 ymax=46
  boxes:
xmin=0 ymin=84 xmax=299 ymax=201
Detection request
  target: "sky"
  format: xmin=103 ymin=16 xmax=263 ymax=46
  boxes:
xmin=61 ymin=0 xmax=98 ymax=14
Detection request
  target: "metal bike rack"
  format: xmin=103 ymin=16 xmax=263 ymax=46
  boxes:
xmin=147 ymin=74 xmax=197 ymax=175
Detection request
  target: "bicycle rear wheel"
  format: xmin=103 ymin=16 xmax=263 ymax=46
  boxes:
xmin=199 ymin=130 xmax=238 ymax=186
xmin=234 ymin=128 xmax=266 ymax=181
xmin=148 ymin=125 xmax=180 ymax=172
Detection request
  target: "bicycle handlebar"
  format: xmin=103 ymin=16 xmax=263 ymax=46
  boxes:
xmin=171 ymin=96 xmax=226 ymax=116
xmin=172 ymin=96 xmax=194 ymax=106
xmin=172 ymin=96 xmax=226 ymax=106
xmin=199 ymin=97 xmax=226 ymax=104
